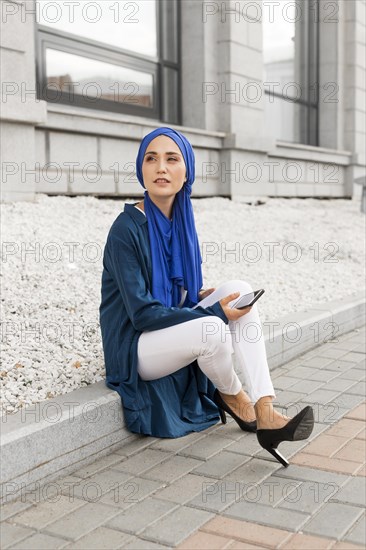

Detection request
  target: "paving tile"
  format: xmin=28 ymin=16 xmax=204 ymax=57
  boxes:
xmin=121 ymin=536 xmax=169 ymax=549
xmin=329 ymin=477 xmax=366 ymax=507
xmin=288 ymin=380 xmax=324 ymax=395
xmin=228 ymin=541 xmax=267 ymax=549
xmin=201 ymin=515 xmax=291 ymax=548
xmin=318 ymin=348 xmax=350 ymax=360
xmin=149 ymin=431 xmax=206 ymax=453
xmin=279 ymin=480 xmax=339 ymax=514
xmin=187 ymin=480 xmax=249 ymax=513
xmin=355 ymin=427 xmax=366 ymax=440
xmin=300 ymin=434 xmax=348 ymax=457
xmin=352 ymin=345 xmax=366 ymax=354
xmin=333 ymin=438 xmax=365 ymax=463
xmin=0 ymin=500 xmax=33 ymax=522
xmin=288 ymin=366 xmax=320 ymax=379
xmin=242 ymin=475 xmax=302 ymax=508
xmin=153 ymin=474 xmax=217 ymax=505
xmin=355 ymin=464 xmax=366 ymax=476
xmin=63 ymin=526 xmax=131 ymax=549
xmin=280 ymin=532 xmax=334 ymax=549
xmin=337 ymin=369 xmax=365 ymax=382
xmin=142 ymin=455 xmax=202 ymax=483
xmin=303 ymin=389 xmax=341 ymax=405
xmin=291 ymin=453 xmax=361 ymax=475
xmin=272 ymin=375 xmax=300 ymax=390
xmin=301 ymin=356 xmax=335 ymax=368
xmin=273 ymin=464 xmax=349 ymax=486
xmin=0 ymin=522 xmax=35 ymax=549
xmin=308 ymin=370 xmax=341 ymax=382
xmin=345 ymin=403 xmax=366 ymax=421
xmin=8 ymin=532 xmax=69 ymax=549
xmin=326 ymin=418 xmax=364 ymax=439
xmin=177 ymin=434 xmax=233 ymax=460
xmin=347 ymin=332 xmax=366 ymax=343
xmin=191 ymin=451 xmax=248 ymax=479
xmin=334 ymin=393 xmax=365 ymax=410
xmin=213 ymin=419 xmax=251 ymax=441
xmin=106 ymin=497 xmax=178 ymax=535
xmin=71 ymin=454 xmax=125 ymax=479
xmin=321 ymin=359 xmax=356 ymax=373
xmin=332 ymin=542 xmax=366 ymax=550
xmin=274 ymin=390 xmax=308 ymax=408
xmin=60 ymin=469 xmax=132 ymax=501
xmin=114 ymin=435 xmax=158 ymax=457
xmin=302 ymin=502 xmax=363 ymax=539
xmin=331 ymin=340 xmax=362 ymax=351
xmin=340 ymin=352 xmax=366 ymax=363
xmin=223 ymin=457 xmax=279 ymax=483
xmin=343 ymin=513 xmax=366 ymax=546
xmin=323 ymin=378 xmax=357 ymax=392
xmin=140 ymin=505 xmax=214 ymax=547
xmin=44 ymin=502 xmax=120 ymax=541
xmin=9 ymin=495 xmax=85 ymax=530
xmin=111 ymin=449 xmax=171 ymax=476
xmin=99 ymin=476 xmax=166 ymax=509
xmin=223 ymin=499 xmax=309 ymax=531
xmin=223 ymin=434 xmax=262 ymax=458
xmin=273 ymin=365 xmax=295 ymax=376
xmin=177 ymin=530 xmax=233 ymax=549
xmin=346 ymin=381 xmax=366 ymax=396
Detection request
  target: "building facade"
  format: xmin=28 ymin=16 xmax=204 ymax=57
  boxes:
xmin=1 ymin=0 xmax=365 ymax=203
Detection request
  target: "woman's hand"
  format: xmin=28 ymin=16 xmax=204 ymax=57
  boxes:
xmin=219 ymin=292 xmax=252 ymax=321
xmin=198 ymin=287 xmax=216 ymax=301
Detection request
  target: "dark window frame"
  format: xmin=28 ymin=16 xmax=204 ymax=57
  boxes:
xmin=35 ymin=0 xmax=181 ymax=124
xmin=264 ymin=0 xmax=320 ymax=146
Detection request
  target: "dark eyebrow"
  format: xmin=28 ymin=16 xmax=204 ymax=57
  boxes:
xmin=144 ymin=151 xmax=181 ymax=157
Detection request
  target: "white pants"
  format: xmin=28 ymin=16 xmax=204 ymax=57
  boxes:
xmin=137 ymin=279 xmax=276 ymax=404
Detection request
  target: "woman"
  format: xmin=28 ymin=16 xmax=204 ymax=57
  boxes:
xmin=99 ymin=127 xmax=314 ymax=467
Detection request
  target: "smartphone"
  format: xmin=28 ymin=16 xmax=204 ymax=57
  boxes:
xmin=230 ymin=289 xmax=265 ymax=309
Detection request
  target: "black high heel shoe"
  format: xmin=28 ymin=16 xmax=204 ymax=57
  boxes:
xmin=213 ymin=388 xmax=257 ymax=433
xmin=256 ymin=405 xmax=314 ymax=467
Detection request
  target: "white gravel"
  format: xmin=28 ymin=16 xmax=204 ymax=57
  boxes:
xmin=1 ymin=193 xmax=365 ymax=415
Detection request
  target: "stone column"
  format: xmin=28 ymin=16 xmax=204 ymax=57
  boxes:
xmin=343 ymin=0 xmax=366 ymax=200
xmin=0 ymin=0 xmax=47 ymax=202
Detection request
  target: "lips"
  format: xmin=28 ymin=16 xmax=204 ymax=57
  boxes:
xmin=154 ymin=178 xmax=170 ymax=183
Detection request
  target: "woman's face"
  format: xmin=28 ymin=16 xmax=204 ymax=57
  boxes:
xmin=141 ymin=135 xmax=187 ymax=200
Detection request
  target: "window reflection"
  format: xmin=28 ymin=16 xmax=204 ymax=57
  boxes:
xmin=37 ymin=0 xmax=157 ymax=58
xmin=46 ymin=49 xmax=153 ymax=107
xmin=263 ymin=0 xmax=318 ymax=145
xmin=263 ymin=0 xmax=296 ymax=88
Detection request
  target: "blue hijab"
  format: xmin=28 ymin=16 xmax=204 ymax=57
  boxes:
xmin=135 ymin=127 xmax=203 ymax=308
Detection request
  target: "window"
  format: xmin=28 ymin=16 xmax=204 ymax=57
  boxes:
xmin=35 ymin=0 xmax=181 ymax=123
xmin=263 ymin=0 xmax=319 ymax=145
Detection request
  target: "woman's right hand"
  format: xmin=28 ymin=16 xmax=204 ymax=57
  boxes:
xmin=219 ymin=292 xmax=253 ymax=321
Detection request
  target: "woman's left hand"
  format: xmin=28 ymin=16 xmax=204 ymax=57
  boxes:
xmin=198 ymin=287 xmax=216 ymax=301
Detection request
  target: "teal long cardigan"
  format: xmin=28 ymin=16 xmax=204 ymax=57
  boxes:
xmin=99 ymin=202 xmax=230 ymax=438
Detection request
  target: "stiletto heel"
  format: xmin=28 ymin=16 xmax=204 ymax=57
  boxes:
xmin=266 ymin=448 xmax=289 ymax=468
xmin=218 ymin=407 xmax=227 ymax=424
xmin=213 ymin=389 xmax=257 ymax=433
xmin=256 ymin=405 xmax=314 ymax=467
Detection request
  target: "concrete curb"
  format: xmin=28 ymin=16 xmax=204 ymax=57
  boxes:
xmin=1 ymin=291 xmax=365 ymax=503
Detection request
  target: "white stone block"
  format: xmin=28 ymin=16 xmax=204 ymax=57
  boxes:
xmin=100 ymin=138 xmax=138 ymax=171
xmin=49 ymin=133 xmax=98 ymax=166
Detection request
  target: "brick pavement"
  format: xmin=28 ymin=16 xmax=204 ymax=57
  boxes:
xmin=1 ymin=326 xmax=365 ymax=549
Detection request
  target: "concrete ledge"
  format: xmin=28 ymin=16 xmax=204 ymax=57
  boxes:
xmin=1 ymin=382 xmax=132 ymax=504
xmin=1 ymin=291 xmax=365 ymax=503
